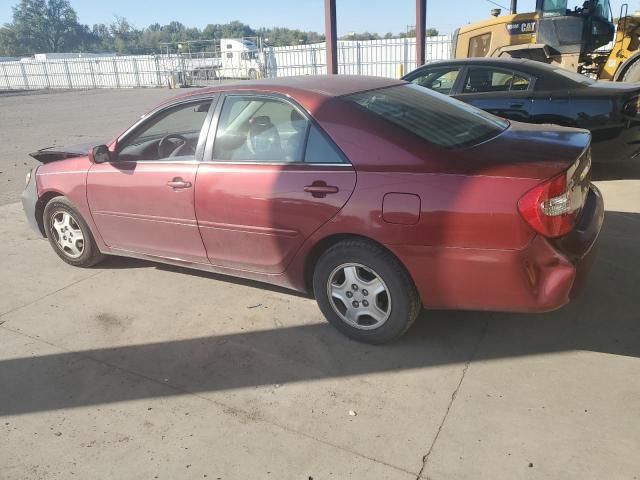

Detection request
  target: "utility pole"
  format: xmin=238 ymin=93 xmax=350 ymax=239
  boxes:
xmin=324 ymin=0 xmax=338 ymax=74
xmin=416 ymin=0 xmax=427 ymax=66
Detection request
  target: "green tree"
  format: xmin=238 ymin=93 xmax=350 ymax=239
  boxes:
xmin=0 ymin=0 xmax=86 ymax=55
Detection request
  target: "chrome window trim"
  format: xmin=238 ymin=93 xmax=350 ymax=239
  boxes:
xmin=199 ymin=161 xmax=352 ymax=167
xmin=103 ymin=159 xmax=201 ymax=166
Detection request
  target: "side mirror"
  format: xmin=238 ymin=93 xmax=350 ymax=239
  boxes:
xmin=90 ymin=145 xmax=112 ymax=164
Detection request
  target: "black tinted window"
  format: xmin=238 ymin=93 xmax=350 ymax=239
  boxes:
xmin=463 ymin=68 xmax=530 ymax=93
xmin=346 ymin=84 xmax=508 ymax=149
xmin=410 ymin=68 xmax=461 ymax=94
xmin=304 ymin=126 xmax=346 ymax=164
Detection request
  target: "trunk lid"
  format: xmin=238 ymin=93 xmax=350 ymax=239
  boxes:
xmin=450 ymin=120 xmax=592 ymax=180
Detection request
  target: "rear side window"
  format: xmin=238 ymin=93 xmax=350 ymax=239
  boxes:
xmin=462 ymin=67 xmax=531 ymax=93
xmin=212 ymin=96 xmax=309 ymax=162
xmin=305 ymin=125 xmax=346 ymax=164
xmin=346 ymin=84 xmax=509 ymax=149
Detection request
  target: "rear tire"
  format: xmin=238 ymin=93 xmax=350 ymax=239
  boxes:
xmin=621 ymin=59 xmax=640 ymax=82
xmin=43 ymin=196 xmax=105 ymax=268
xmin=313 ymin=239 xmax=421 ymax=344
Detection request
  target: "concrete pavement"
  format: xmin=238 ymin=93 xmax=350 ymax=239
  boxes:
xmin=0 ymin=89 xmax=639 ymax=479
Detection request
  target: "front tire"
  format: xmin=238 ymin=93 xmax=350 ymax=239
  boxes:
xmin=621 ymin=59 xmax=640 ymax=82
xmin=313 ymin=239 xmax=421 ymax=344
xmin=43 ymin=196 xmax=104 ymax=268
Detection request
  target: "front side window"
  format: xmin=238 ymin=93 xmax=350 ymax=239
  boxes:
xmin=462 ymin=68 xmax=531 ymax=93
xmin=410 ymin=68 xmax=461 ymax=95
xmin=118 ymin=100 xmax=211 ymax=162
xmin=346 ymin=84 xmax=509 ymax=149
xmin=213 ymin=96 xmax=309 ymax=162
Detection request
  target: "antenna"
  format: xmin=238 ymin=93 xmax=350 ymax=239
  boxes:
xmin=486 ymin=0 xmax=510 ymax=10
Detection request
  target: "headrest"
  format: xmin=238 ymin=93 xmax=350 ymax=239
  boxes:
xmin=249 ymin=116 xmax=272 ymax=128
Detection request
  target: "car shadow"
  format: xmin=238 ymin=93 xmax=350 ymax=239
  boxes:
xmin=0 ymin=211 xmax=638 ymax=416
xmin=591 ymin=161 xmax=640 ymax=181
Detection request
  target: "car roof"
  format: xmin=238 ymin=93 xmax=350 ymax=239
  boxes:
xmin=165 ymin=75 xmax=406 ymax=107
xmin=153 ymin=75 xmax=407 ymax=115
xmin=405 ymin=57 xmax=593 ymax=89
xmin=411 ymin=57 xmax=553 ymax=72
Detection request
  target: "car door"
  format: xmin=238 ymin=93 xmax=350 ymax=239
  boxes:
xmin=194 ymin=93 xmax=356 ymax=274
xmin=453 ymin=66 xmax=535 ymax=122
xmin=87 ymin=97 xmax=216 ymax=263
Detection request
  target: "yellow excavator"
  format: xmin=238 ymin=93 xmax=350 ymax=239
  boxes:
xmin=452 ymin=0 xmax=640 ymax=81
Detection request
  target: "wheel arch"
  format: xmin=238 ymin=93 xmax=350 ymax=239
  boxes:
xmin=35 ymin=190 xmax=65 ymax=237
xmin=302 ymin=233 xmax=420 ymax=301
xmin=613 ymin=51 xmax=640 ymax=81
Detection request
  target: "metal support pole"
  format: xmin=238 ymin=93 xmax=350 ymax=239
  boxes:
xmin=0 ymin=63 xmax=9 ymax=89
xmin=511 ymin=0 xmax=518 ymax=14
xmin=113 ymin=59 xmax=121 ymax=88
xmin=89 ymin=61 xmax=97 ymax=88
xmin=324 ymin=0 xmax=338 ymax=74
xmin=416 ymin=0 xmax=427 ymax=67
xmin=155 ymin=56 xmax=162 ymax=86
xmin=64 ymin=62 xmax=73 ymax=88
xmin=43 ymin=62 xmax=51 ymax=88
xmin=133 ymin=58 xmax=141 ymax=87
xmin=19 ymin=62 xmax=29 ymax=89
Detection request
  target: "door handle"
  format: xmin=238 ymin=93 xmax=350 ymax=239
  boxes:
xmin=167 ymin=177 xmax=192 ymax=189
xmin=304 ymin=181 xmax=339 ymax=198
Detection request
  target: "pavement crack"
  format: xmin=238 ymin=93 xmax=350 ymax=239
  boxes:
xmin=415 ymin=319 xmax=489 ymax=479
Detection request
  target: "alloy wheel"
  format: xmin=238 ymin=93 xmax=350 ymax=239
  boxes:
xmin=49 ymin=210 xmax=85 ymax=259
xmin=326 ymin=263 xmax=391 ymax=330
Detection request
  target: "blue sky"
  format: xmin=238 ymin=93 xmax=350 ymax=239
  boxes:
xmin=0 ymin=0 xmax=631 ymax=36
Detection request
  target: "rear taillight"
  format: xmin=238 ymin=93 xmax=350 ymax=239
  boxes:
xmin=518 ymin=150 xmax=591 ymax=238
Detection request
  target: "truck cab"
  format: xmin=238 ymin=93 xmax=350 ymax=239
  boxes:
xmin=219 ymin=38 xmax=262 ymax=79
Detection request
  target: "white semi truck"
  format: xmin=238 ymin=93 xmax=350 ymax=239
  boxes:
xmin=185 ymin=38 xmax=268 ymax=82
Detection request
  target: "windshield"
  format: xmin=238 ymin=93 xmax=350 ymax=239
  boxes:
xmin=346 ymin=84 xmax=509 ymax=149
xmin=541 ymin=0 xmax=612 ymax=20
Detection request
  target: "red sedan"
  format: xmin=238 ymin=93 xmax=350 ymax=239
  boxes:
xmin=22 ymin=76 xmax=603 ymax=343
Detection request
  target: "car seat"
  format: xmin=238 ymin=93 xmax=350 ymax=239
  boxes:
xmin=247 ymin=115 xmax=283 ymax=160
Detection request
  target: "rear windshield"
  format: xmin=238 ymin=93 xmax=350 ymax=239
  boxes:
xmin=346 ymin=84 xmax=509 ymax=149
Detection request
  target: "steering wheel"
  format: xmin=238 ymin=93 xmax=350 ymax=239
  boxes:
xmin=158 ymin=134 xmax=192 ymax=159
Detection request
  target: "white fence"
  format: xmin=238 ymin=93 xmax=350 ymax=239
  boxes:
xmin=0 ymin=36 xmax=452 ymax=90
xmin=266 ymin=36 xmax=452 ymax=78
